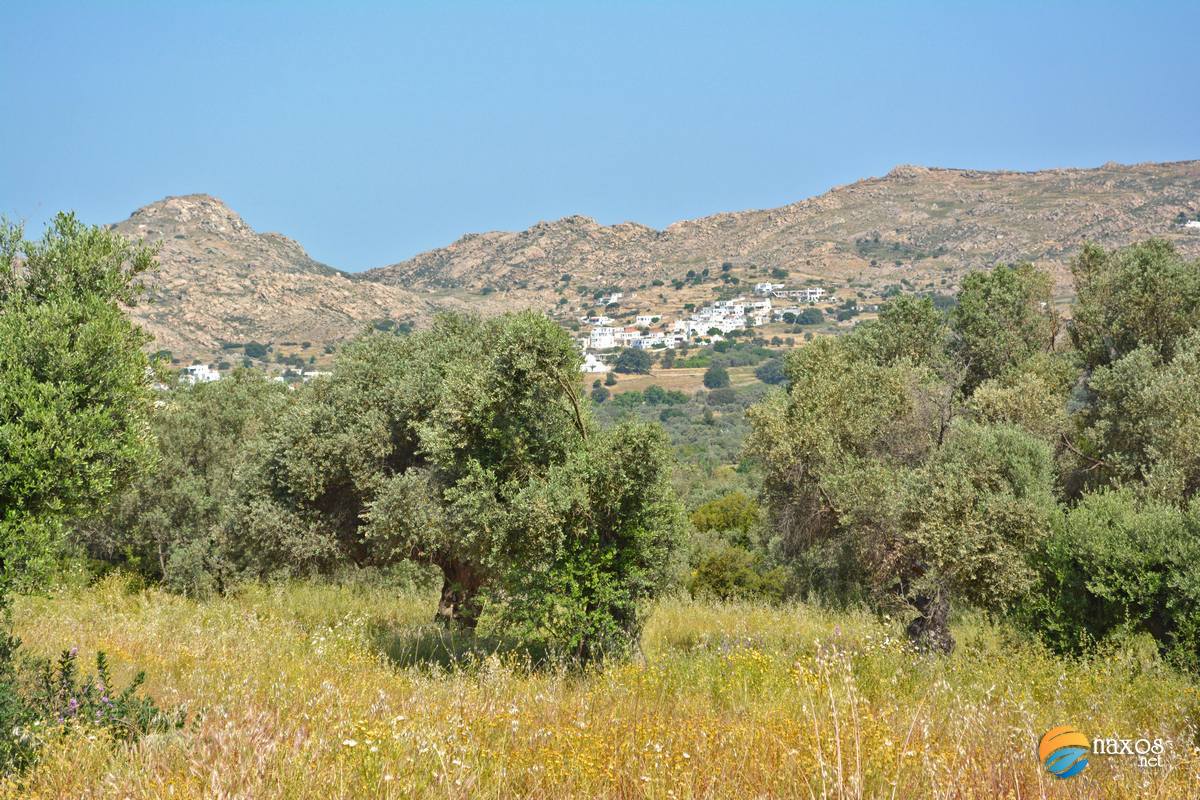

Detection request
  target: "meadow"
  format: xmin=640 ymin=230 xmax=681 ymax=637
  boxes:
xmin=5 ymin=575 xmax=1197 ymax=800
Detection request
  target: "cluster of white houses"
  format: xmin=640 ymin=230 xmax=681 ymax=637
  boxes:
xmin=577 ymin=285 xmax=827 ymax=370
xmin=179 ymin=363 xmax=330 ymax=386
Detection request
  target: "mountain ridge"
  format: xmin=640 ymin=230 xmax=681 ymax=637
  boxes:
xmin=365 ymin=159 xmax=1200 ymax=294
xmin=109 ymin=160 xmax=1200 ymax=365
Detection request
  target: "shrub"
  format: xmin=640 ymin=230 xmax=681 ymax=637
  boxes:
xmin=615 ymin=348 xmax=652 ymax=374
xmin=703 ymin=365 xmax=730 ymax=389
xmin=0 ymin=639 xmax=180 ymax=774
xmin=705 ymin=388 xmax=738 ymax=406
xmin=29 ymin=648 xmax=183 ymax=743
xmin=590 ymin=385 xmax=609 ymax=403
xmin=1029 ymin=488 xmax=1200 ymax=671
xmin=691 ymin=492 xmax=759 ymax=540
xmin=243 ymin=341 xmax=269 ymax=359
xmin=754 ymin=358 xmax=787 ymax=385
xmin=688 ymin=546 xmax=787 ymax=603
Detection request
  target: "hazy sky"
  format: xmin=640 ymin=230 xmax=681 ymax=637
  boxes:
xmin=2 ymin=1 xmax=1196 ymax=270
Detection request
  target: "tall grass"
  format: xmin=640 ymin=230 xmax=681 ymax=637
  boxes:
xmin=4 ymin=576 xmax=1198 ymax=799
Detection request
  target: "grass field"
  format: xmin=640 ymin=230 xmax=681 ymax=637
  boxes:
xmin=600 ymin=366 xmax=762 ymax=396
xmin=5 ymin=576 xmax=1198 ymax=799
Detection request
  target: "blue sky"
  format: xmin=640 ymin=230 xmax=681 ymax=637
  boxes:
xmin=1 ymin=1 xmax=1196 ymax=271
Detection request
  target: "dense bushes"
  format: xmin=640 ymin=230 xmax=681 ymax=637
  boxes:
xmin=748 ymin=240 xmax=1200 ymax=662
xmin=83 ymin=371 xmax=291 ymax=594
xmin=1 ymin=214 xmax=155 ymax=600
xmin=1029 ymin=489 xmax=1200 ymax=669
xmin=688 ymin=545 xmax=787 ymax=603
xmin=614 ymin=348 xmax=652 ymax=374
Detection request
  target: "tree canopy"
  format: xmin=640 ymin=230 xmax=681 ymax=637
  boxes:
xmin=0 ymin=214 xmax=155 ymax=599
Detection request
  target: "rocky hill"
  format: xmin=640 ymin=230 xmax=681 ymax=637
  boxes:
xmin=112 ymin=195 xmax=453 ymax=360
xmin=113 ymin=162 xmax=1200 ymax=364
xmin=367 ymin=160 xmax=1200 ymax=296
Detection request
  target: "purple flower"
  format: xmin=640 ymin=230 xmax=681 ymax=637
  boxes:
xmin=67 ymin=697 xmax=79 ymax=714
xmin=68 ymin=647 xmax=78 ymax=658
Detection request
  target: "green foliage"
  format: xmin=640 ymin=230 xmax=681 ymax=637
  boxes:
xmin=746 ymin=336 xmax=1055 ymax=647
xmin=230 ymin=312 xmax=681 ymax=661
xmin=83 ymin=371 xmax=292 ymax=595
xmin=687 ymin=545 xmax=786 ymax=603
xmin=491 ymin=421 xmax=683 ymax=661
xmin=796 ymin=308 xmax=824 ymax=325
xmin=951 ymin=263 xmax=1057 ymax=389
xmin=904 ymin=420 xmax=1057 ymax=614
xmin=705 ymin=388 xmax=738 ymax=406
xmin=242 ymin=341 xmax=269 ymax=359
xmin=641 ymin=385 xmax=687 ymax=405
xmin=754 ymin=358 xmax=787 ymax=385
xmin=590 ymin=385 xmax=610 ymax=403
xmin=690 ymin=492 xmax=759 ymax=539
xmin=1028 ymin=488 xmax=1200 ymax=671
xmin=848 ymin=295 xmax=946 ymax=367
xmin=612 ymin=390 xmax=643 ymax=408
xmin=29 ymin=647 xmax=183 ymax=743
xmin=1070 ymin=240 xmax=1200 ymax=371
xmin=614 ymin=348 xmax=652 ymax=374
xmin=1075 ymin=330 xmax=1200 ymax=502
xmin=965 ymin=353 xmax=1076 ymax=446
xmin=0 ymin=635 xmax=180 ymax=774
xmin=0 ymin=214 xmax=155 ymax=600
xmin=703 ymin=365 xmax=730 ymax=389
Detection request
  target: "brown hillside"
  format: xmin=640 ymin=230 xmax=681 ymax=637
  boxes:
xmin=112 ymin=194 xmax=457 ymax=359
xmin=368 ymin=160 xmax=1200 ymax=296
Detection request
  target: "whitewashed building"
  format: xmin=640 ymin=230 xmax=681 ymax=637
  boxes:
xmin=182 ymin=364 xmax=220 ymax=384
xmin=580 ymin=353 xmax=611 ymax=372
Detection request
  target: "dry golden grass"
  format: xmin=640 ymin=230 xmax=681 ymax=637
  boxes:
xmin=5 ymin=577 xmax=1199 ymax=799
xmin=603 ymin=366 xmax=761 ymax=396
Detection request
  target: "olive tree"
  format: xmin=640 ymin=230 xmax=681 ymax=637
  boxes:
xmin=81 ymin=370 xmax=292 ymax=595
xmin=746 ymin=334 xmax=1057 ymax=651
xmin=951 ymin=263 xmax=1058 ymax=390
xmin=232 ymin=312 xmax=682 ymax=660
xmin=0 ymin=214 xmax=155 ymax=600
xmin=1069 ymin=240 xmax=1200 ymax=371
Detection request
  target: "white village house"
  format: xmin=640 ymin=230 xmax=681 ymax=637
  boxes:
xmin=182 ymin=364 xmax=220 ymax=384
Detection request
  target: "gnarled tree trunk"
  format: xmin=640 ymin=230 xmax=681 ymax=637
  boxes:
xmin=435 ymin=560 xmax=484 ymax=630
xmin=905 ymin=591 xmax=954 ymax=654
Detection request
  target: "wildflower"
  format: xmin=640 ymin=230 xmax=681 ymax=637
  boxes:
xmin=342 ymin=739 xmax=358 ymax=748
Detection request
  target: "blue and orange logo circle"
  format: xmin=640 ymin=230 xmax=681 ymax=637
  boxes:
xmin=1039 ymin=726 xmax=1090 ymax=779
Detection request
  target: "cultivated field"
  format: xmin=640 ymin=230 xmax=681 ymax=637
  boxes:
xmin=598 ymin=366 xmax=763 ymax=396
xmin=5 ymin=576 xmax=1197 ymax=799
